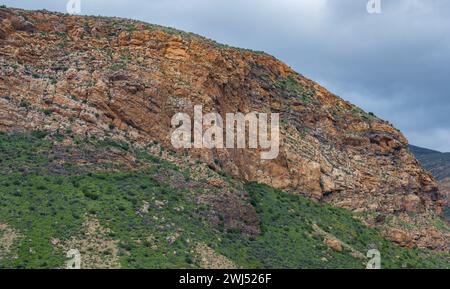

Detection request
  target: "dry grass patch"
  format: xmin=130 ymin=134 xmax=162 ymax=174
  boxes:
xmin=0 ymin=223 xmax=21 ymax=260
xmin=195 ymin=243 xmax=237 ymax=269
xmin=58 ymin=217 xmax=120 ymax=269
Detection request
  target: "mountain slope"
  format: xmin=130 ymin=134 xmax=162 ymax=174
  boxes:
xmin=409 ymin=145 xmax=450 ymax=220
xmin=0 ymin=132 xmax=448 ymax=268
xmin=409 ymin=145 xmax=450 ymax=181
xmin=0 ymin=6 xmax=448 ymax=265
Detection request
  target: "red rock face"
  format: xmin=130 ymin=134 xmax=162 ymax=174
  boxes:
xmin=0 ymin=7 xmax=447 ymax=250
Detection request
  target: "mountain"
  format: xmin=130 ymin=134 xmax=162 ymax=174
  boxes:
xmin=409 ymin=145 xmax=450 ymax=181
xmin=1 ymin=132 xmax=447 ymax=269
xmin=409 ymin=145 xmax=441 ymax=156
xmin=409 ymin=145 xmax=450 ymax=220
xmin=0 ymin=7 xmax=448 ymax=268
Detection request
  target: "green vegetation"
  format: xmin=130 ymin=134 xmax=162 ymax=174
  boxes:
xmin=238 ymin=183 xmax=449 ymax=269
xmin=350 ymin=105 xmax=378 ymax=122
xmin=126 ymin=24 xmax=138 ymax=32
xmin=275 ymin=76 xmax=317 ymax=104
xmin=41 ymin=109 xmax=52 ymax=116
xmin=0 ymin=132 xmax=448 ymax=269
xmin=19 ymin=99 xmax=31 ymax=109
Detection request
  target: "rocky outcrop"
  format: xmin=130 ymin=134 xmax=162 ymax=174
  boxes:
xmin=0 ymin=7 xmax=447 ymax=250
xmin=439 ymin=177 xmax=449 ymax=220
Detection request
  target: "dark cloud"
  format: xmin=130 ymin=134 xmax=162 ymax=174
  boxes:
xmin=3 ymin=0 xmax=449 ymax=151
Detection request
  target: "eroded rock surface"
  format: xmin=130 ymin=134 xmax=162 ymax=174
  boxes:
xmin=0 ymin=7 xmax=447 ymax=250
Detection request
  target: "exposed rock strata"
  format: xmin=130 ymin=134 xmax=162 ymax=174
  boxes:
xmin=0 ymin=7 xmax=447 ymax=250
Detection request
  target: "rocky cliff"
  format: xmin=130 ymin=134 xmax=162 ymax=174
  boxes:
xmin=0 ymin=7 xmax=448 ymax=251
xmin=409 ymin=145 xmax=450 ymax=221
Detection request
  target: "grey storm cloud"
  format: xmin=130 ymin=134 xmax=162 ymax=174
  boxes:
xmin=2 ymin=0 xmax=449 ymax=151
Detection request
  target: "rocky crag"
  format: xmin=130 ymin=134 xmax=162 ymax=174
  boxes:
xmin=0 ymin=7 xmax=448 ymax=251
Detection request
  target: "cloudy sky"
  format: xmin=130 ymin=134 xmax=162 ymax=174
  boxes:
xmin=2 ymin=0 xmax=449 ymax=152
